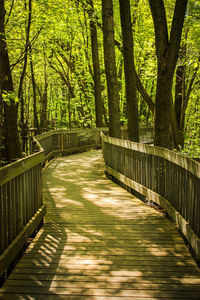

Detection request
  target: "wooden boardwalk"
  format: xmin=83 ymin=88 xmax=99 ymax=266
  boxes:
xmin=1 ymin=150 xmax=200 ymax=299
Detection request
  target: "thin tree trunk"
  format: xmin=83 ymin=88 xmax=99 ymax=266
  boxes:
xmin=88 ymin=0 xmax=104 ymax=127
xmin=0 ymin=93 xmax=3 ymax=165
xmin=175 ymin=63 xmax=186 ymax=147
xmin=68 ymin=94 xmax=72 ymax=130
xmin=102 ymin=0 xmax=121 ymax=138
xmin=0 ymin=0 xmax=21 ymax=162
xmin=30 ymin=45 xmax=39 ymax=134
xmin=119 ymin=0 xmax=139 ymax=142
xmin=40 ymin=46 xmax=48 ymax=131
xmin=18 ymin=0 xmax=32 ymax=151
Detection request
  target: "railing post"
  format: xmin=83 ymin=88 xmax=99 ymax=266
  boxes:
xmin=61 ymin=134 xmax=64 ymax=152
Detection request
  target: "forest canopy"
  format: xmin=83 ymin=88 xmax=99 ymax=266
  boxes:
xmin=0 ymin=0 xmax=199 ymax=164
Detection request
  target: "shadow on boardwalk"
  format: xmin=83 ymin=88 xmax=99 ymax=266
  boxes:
xmin=0 ymin=150 xmax=200 ymax=299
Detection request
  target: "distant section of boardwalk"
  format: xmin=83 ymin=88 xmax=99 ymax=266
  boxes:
xmin=1 ymin=150 xmax=200 ymax=299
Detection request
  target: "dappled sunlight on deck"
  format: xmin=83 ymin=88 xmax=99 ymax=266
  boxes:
xmin=0 ymin=150 xmax=200 ymax=299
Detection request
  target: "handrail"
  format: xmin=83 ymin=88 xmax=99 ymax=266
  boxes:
xmin=34 ymin=126 xmax=153 ymax=162
xmin=0 ymin=126 xmax=153 ymax=279
xmin=101 ymin=132 xmax=200 ymax=261
xmin=35 ymin=128 xmax=104 ymax=162
xmin=0 ymin=142 xmax=46 ymax=279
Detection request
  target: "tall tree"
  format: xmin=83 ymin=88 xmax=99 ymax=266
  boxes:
xmin=18 ymin=0 xmax=32 ymax=151
xmin=0 ymin=0 xmax=21 ymax=162
xmin=148 ymin=0 xmax=188 ymax=148
xmin=119 ymin=0 xmax=139 ymax=142
xmin=102 ymin=0 xmax=121 ymax=138
xmin=40 ymin=45 xmax=48 ymax=131
xmin=30 ymin=45 xmax=39 ymax=134
xmin=88 ymin=0 xmax=104 ymax=127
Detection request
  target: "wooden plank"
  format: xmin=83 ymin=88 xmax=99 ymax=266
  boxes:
xmin=2 ymin=184 xmax=7 ymax=252
xmin=6 ymin=182 xmax=12 ymax=245
xmin=1 ymin=286 xmax=200 ymax=298
xmin=3 ymin=280 xmax=200 ymax=291
xmin=0 ymin=296 xmax=198 ymax=300
xmin=0 ymin=186 xmax=3 ymax=254
xmin=20 ymin=255 xmax=195 ymax=263
xmin=7 ymin=273 xmax=200 ymax=284
xmin=14 ymin=259 xmax=198 ymax=268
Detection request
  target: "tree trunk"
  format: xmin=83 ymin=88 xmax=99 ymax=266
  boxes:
xmin=0 ymin=0 xmax=21 ymax=162
xmin=18 ymin=0 xmax=32 ymax=151
xmin=40 ymin=47 xmax=48 ymax=131
xmin=154 ymin=73 xmax=173 ymax=147
xmin=175 ymin=64 xmax=186 ymax=147
xmin=102 ymin=0 xmax=121 ymax=138
xmin=88 ymin=0 xmax=104 ymax=127
xmin=40 ymin=83 xmax=48 ymax=132
xmin=0 ymin=93 xmax=3 ymax=165
xmin=148 ymin=0 xmax=188 ymax=148
xmin=135 ymin=70 xmax=155 ymax=114
xmin=30 ymin=46 xmax=39 ymax=134
xmin=119 ymin=0 xmax=139 ymax=142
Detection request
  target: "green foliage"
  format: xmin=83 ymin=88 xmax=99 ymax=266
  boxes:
xmin=1 ymin=91 xmax=19 ymax=106
xmin=2 ymin=0 xmax=200 ymax=156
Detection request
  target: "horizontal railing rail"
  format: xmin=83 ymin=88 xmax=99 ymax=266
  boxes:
xmin=0 ymin=140 xmax=46 ymax=279
xmin=101 ymin=132 xmax=200 ymax=260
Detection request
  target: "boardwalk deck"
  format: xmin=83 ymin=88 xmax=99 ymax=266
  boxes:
xmin=0 ymin=150 xmax=200 ymax=299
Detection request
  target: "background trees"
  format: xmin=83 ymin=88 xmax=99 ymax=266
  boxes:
xmin=1 ymin=0 xmax=199 ymax=163
xmin=0 ymin=0 xmax=21 ymax=164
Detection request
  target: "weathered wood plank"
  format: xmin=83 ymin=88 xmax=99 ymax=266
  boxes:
xmin=0 ymin=296 xmax=198 ymax=300
xmin=3 ymin=280 xmax=200 ymax=291
xmin=7 ymin=273 xmax=200 ymax=284
xmin=1 ymin=286 xmax=200 ymax=298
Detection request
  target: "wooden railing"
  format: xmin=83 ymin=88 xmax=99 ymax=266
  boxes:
xmin=34 ymin=128 xmax=103 ymax=162
xmin=101 ymin=133 xmax=200 ymax=261
xmin=0 ymin=139 xmax=46 ymax=278
xmin=34 ymin=126 xmax=153 ymax=162
xmin=0 ymin=126 xmax=153 ymax=279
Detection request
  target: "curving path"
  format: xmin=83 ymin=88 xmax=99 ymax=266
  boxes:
xmin=0 ymin=150 xmax=200 ymax=299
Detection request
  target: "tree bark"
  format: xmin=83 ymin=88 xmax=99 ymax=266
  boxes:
xmin=102 ymin=0 xmax=121 ymax=138
xmin=0 ymin=92 xmax=3 ymax=165
xmin=30 ymin=45 xmax=39 ymax=134
xmin=148 ymin=0 xmax=188 ymax=148
xmin=40 ymin=47 xmax=48 ymax=132
xmin=119 ymin=0 xmax=139 ymax=142
xmin=18 ymin=0 xmax=32 ymax=151
xmin=175 ymin=63 xmax=185 ymax=147
xmin=0 ymin=0 xmax=21 ymax=162
xmin=88 ymin=0 xmax=104 ymax=127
